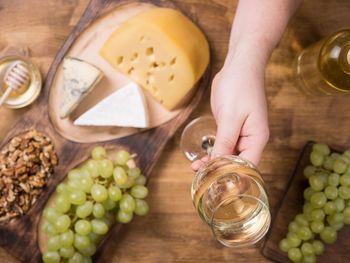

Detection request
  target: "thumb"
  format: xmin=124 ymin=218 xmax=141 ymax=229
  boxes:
xmin=211 ymin=115 xmax=244 ymax=158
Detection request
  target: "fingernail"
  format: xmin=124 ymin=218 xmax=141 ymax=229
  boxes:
xmin=191 ymin=160 xmax=202 ymax=171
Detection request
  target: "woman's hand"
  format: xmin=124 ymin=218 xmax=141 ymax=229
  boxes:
xmin=191 ymin=53 xmax=269 ymax=171
xmin=190 ymin=0 xmax=302 ymax=171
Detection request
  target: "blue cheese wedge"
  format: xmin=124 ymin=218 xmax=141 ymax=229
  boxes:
xmin=60 ymin=57 xmax=103 ymax=119
xmin=74 ymin=82 xmax=149 ymax=128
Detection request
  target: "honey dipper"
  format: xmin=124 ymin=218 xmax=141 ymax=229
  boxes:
xmin=0 ymin=61 xmax=30 ymax=107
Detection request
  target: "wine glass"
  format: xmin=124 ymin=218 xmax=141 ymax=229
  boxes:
xmin=181 ymin=116 xmax=271 ymax=247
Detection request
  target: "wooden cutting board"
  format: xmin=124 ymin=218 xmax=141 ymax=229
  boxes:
xmin=0 ymin=0 xmax=211 ymax=262
xmin=261 ymin=142 xmax=350 ymax=263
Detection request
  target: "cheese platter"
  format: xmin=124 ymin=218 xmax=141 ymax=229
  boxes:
xmin=49 ymin=2 xmax=209 ymax=143
xmin=0 ymin=0 xmax=211 ymax=262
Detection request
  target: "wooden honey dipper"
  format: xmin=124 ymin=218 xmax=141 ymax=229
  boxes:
xmin=0 ymin=61 xmax=31 ymax=107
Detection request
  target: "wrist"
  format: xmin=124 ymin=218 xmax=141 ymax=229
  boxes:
xmin=227 ymin=36 xmax=274 ymax=67
xmin=223 ymin=42 xmax=268 ymax=78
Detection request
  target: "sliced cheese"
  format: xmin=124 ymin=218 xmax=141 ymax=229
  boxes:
xmin=100 ymin=8 xmax=210 ymax=110
xmin=60 ymin=57 xmax=103 ymax=119
xmin=74 ymin=82 xmax=149 ymax=128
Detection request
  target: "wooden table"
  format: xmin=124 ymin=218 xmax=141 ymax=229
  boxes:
xmin=1 ymin=0 xmax=350 ymax=262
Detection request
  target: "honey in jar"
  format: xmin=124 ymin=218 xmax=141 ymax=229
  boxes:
xmin=0 ymin=55 xmax=42 ymax=108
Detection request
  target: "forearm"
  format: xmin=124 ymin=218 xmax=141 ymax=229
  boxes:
xmin=226 ymin=0 xmax=302 ymax=67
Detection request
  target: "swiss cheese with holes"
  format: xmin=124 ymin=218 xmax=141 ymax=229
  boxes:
xmin=100 ymin=8 xmax=210 ymax=110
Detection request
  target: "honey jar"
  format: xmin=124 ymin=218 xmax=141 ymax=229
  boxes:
xmin=0 ymin=55 xmax=42 ymax=108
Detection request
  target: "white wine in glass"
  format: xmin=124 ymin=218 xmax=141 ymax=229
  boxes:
xmin=181 ymin=116 xmax=271 ymax=247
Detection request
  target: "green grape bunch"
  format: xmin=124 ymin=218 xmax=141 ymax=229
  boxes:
xmin=279 ymin=143 xmax=350 ymax=262
xmin=41 ymin=147 xmax=150 ymax=263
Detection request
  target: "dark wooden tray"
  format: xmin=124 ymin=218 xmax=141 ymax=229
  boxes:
xmin=261 ymin=142 xmax=350 ymax=262
xmin=0 ymin=0 xmax=211 ymax=262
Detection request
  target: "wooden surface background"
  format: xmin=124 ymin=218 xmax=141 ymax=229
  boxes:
xmin=1 ymin=0 xmax=350 ymax=262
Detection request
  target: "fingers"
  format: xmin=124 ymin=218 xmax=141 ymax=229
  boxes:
xmin=237 ymin=126 xmax=269 ymax=165
xmin=238 ymin=146 xmax=263 ymax=166
xmin=191 ymin=160 xmax=203 ymax=171
xmin=211 ymin=114 xmax=245 ymax=159
xmin=190 ymin=118 xmax=269 ymax=171
xmin=191 ymin=155 xmax=210 ymax=171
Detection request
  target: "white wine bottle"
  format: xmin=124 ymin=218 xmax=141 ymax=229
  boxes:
xmin=294 ymin=29 xmax=350 ymax=95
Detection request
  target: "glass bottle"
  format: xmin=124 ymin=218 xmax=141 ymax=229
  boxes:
xmin=294 ymin=29 xmax=350 ymax=95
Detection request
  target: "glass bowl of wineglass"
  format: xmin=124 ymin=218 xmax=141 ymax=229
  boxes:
xmin=181 ymin=116 xmax=271 ymax=247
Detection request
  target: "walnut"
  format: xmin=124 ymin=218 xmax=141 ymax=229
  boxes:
xmin=9 ymin=211 xmax=20 ymax=218
xmin=19 ymin=195 xmax=25 ymax=205
xmin=10 ymin=137 xmax=22 ymax=148
xmin=15 ymin=165 xmax=27 ymax=176
xmin=19 ymin=173 xmax=28 ymax=181
xmin=3 ymin=177 xmax=13 ymax=184
xmin=13 ymin=204 xmax=23 ymax=215
xmin=31 ymin=141 xmax=41 ymax=149
xmin=8 ymin=145 xmax=16 ymax=153
xmin=2 ymin=168 xmax=15 ymax=177
xmin=50 ymin=152 xmax=58 ymax=165
xmin=43 ymin=144 xmax=53 ymax=152
xmin=27 ymin=153 xmax=39 ymax=163
xmin=29 ymin=164 xmax=40 ymax=174
xmin=39 ymin=152 xmax=51 ymax=168
xmin=0 ymin=130 xmax=58 ymax=223
xmin=0 ymin=214 xmax=10 ymax=223
xmin=19 ymin=183 xmax=30 ymax=193
xmin=6 ymin=189 xmax=16 ymax=203
xmin=19 ymin=139 xmax=29 ymax=150
xmin=23 ymin=130 xmax=37 ymax=139
xmin=24 ymin=144 xmax=35 ymax=154
xmin=0 ymin=179 xmax=4 ymax=190
xmin=28 ymin=176 xmax=45 ymax=188
xmin=10 ymin=150 xmax=21 ymax=162
xmin=37 ymin=171 xmax=46 ymax=178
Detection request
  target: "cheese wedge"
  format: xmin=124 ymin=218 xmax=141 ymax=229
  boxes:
xmin=74 ymin=82 xmax=149 ymax=128
xmin=60 ymin=57 xmax=103 ymax=119
xmin=100 ymin=8 xmax=210 ymax=110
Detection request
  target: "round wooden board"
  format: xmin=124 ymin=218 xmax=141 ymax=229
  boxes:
xmin=49 ymin=2 xmax=185 ymax=143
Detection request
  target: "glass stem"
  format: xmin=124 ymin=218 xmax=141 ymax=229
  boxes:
xmin=201 ymin=135 xmax=216 ymax=156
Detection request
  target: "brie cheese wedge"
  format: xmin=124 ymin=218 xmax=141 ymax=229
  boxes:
xmin=74 ymin=82 xmax=149 ymax=128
